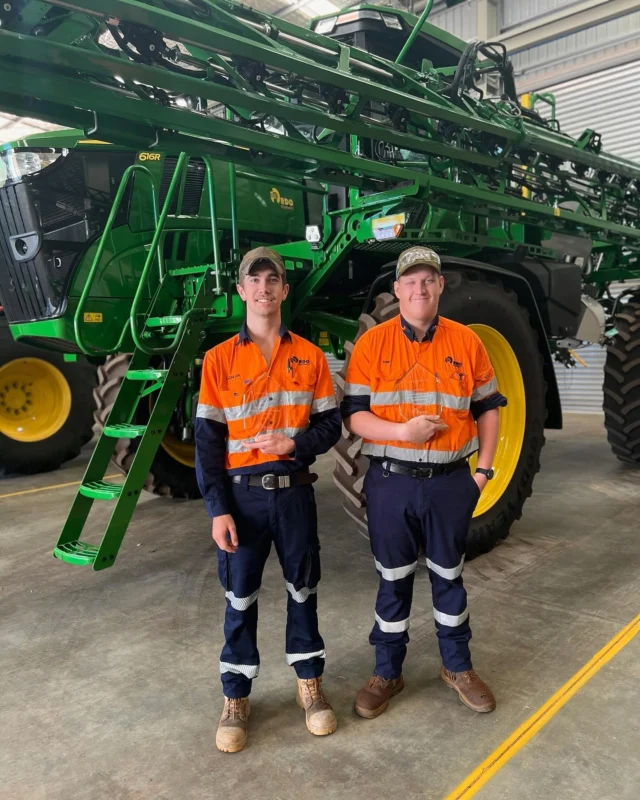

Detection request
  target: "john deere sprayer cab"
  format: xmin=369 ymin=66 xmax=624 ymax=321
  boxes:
xmin=0 ymin=0 xmax=638 ymax=569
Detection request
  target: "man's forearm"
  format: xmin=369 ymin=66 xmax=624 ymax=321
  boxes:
xmin=476 ymin=408 xmax=500 ymax=469
xmin=346 ymin=410 xmax=407 ymax=442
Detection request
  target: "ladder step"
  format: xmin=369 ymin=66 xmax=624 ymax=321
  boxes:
xmin=79 ymin=480 xmax=124 ymax=500
xmin=103 ymin=423 xmax=147 ymax=439
xmin=53 ymin=541 xmax=99 ymax=566
xmin=168 ymin=265 xmax=209 ymax=276
xmin=126 ymin=369 xmax=168 ymax=381
xmin=146 ymin=315 xmax=183 ymax=328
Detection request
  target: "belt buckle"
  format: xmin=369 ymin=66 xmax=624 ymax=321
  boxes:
xmin=421 ymin=467 xmax=434 ymax=479
xmin=261 ymin=474 xmax=277 ymax=490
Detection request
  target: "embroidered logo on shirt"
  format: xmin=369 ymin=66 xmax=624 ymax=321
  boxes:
xmin=445 ymin=355 xmax=463 ymax=369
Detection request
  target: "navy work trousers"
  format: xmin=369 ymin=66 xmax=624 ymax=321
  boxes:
xmin=364 ymin=461 xmax=480 ymax=678
xmin=218 ymin=479 xmax=325 ymax=699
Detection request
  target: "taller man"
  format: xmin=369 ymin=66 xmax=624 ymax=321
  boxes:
xmin=196 ymin=247 xmax=341 ymax=753
xmin=341 ymin=246 xmax=507 ymax=717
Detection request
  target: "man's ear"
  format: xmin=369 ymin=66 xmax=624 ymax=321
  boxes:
xmin=282 ymin=282 xmax=290 ymax=301
xmin=237 ymin=282 xmax=246 ymax=301
xmin=393 ymin=279 xmax=400 ymax=299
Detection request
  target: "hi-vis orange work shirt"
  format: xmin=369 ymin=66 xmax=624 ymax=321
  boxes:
xmin=195 ymin=323 xmax=341 ymax=517
xmin=341 ymin=314 xmax=507 ymax=464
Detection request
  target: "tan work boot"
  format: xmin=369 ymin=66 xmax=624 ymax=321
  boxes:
xmin=296 ymin=677 xmax=338 ymax=736
xmin=441 ymin=667 xmax=496 ymax=713
xmin=216 ymin=696 xmax=250 ymax=753
xmin=354 ymin=674 xmax=404 ymax=719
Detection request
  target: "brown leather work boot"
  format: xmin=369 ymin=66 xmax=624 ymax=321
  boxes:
xmin=354 ymin=674 xmax=404 ymax=719
xmin=216 ymin=696 xmax=250 ymax=753
xmin=296 ymin=677 xmax=338 ymax=736
xmin=441 ymin=667 xmax=496 ymax=713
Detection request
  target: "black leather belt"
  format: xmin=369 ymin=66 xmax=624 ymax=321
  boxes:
xmin=231 ymin=472 xmax=317 ymax=490
xmin=374 ymin=458 xmax=468 ymax=480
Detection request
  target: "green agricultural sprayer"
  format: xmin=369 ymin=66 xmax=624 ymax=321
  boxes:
xmin=0 ymin=0 xmax=638 ymax=568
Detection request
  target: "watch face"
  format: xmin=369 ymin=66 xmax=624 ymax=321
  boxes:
xmin=486 ymin=468 xmax=495 ymax=480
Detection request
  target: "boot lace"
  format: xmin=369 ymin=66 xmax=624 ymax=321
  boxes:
xmin=300 ymin=678 xmax=327 ymax=705
xmin=226 ymin=698 xmax=247 ymax=721
xmin=369 ymin=674 xmax=393 ymax=690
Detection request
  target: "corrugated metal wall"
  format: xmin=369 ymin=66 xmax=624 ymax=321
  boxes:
xmin=545 ymin=60 xmax=640 ymax=163
xmin=501 ymin=0 xmax=583 ymax=31
xmin=510 ymin=10 xmax=640 ymax=86
xmin=429 ymin=0 xmax=478 ymax=41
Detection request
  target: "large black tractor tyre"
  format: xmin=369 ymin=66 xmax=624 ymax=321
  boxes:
xmin=94 ymin=354 xmax=201 ymax=498
xmin=0 ymin=317 xmax=96 ymax=475
xmin=332 ymin=271 xmax=546 ymax=559
xmin=603 ymin=296 xmax=640 ymax=464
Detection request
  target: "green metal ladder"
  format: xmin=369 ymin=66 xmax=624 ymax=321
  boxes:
xmin=54 ymin=151 xmax=229 ymax=569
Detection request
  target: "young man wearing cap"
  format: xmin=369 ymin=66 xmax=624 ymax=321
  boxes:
xmin=341 ymin=245 xmax=507 ymax=717
xmin=195 ymin=246 xmax=341 ymax=752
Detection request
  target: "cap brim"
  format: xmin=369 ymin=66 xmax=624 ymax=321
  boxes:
xmin=397 ymin=261 xmax=441 ymax=276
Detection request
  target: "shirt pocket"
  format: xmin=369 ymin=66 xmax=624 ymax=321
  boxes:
xmin=441 ymin=362 xmax=471 ymax=419
xmin=285 ymin=367 xmax=317 ymax=431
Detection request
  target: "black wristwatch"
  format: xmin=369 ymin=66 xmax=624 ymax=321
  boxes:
xmin=475 ymin=467 xmax=495 ymax=480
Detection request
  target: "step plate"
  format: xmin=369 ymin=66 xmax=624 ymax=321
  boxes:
xmin=126 ymin=369 xmax=168 ymax=381
xmin=103 ymin=423 xmax=147 ymax=438
xmin=79 ymin=480 xmax=124 ymax=500
xmin=54 ymin=541 xmax=99 ymax=566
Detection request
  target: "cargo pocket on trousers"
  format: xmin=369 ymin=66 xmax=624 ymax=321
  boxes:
xmin=218 ymin=551 xmax=232 ymax=591
xmin=303 ymin=545 xmax=322 ymax=590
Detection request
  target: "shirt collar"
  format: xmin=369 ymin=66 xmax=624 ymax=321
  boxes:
xmin=400 ymin=314 xmax=439 ymax=343
xmin=236 ymin=321 xmax=291 ymax=345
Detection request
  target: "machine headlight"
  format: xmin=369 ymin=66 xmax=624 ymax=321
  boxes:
xmin=0 ymin=148 xmax=66 ymax=189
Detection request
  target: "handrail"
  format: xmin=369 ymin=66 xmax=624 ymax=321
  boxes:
xmin=73 ymin=164 xmax=159 ymax=356
xmin=129 ymin=152 xmax=224 ymax=354
xmin=395 ymin=0 xmax=435 ymax=66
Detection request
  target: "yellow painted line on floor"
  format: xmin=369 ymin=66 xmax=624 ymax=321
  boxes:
xmin=445 ymin=612 xmax=640 ymax=800
xmin=0 ymin=474 xmax=122 ymax=500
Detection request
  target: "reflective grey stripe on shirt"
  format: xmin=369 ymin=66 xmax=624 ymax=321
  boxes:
xmin=196 ymin=403 xmax=226 ymax=423
xmin=471 ymin=377 xmax=498 ymax=401
xmin=343 ymin=382 xmax=371 ymax=396
xmin=224 ymin=390 xmax=313 ymax=422
xmin=227 ymin=427 xmax=309 ymax=453
xmin=361 ymin=436 xmax=479 ymax=464
xmin=311 ymin=395 xmax=337 ymax=414
xmin=370 ymin=391 xmax=470 ymax=412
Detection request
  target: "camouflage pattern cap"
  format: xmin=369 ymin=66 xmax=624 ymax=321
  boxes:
xmin=238 ymin=246 xmax=285 ymax=283
xmin=396 ymin=246 xmax=441 ymax=279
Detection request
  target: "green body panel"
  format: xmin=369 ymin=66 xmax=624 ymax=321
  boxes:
xmin=0 ymin=0 xmax=638 ymax=565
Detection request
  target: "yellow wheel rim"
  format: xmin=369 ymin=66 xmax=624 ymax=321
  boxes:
xmin=160 ymin=431 xmax=196 ymax=468
xmin=147 ymin=394 xmax=196 ymax=468
xmin=468 ymin=325 xmax=526 ymax=518
xmin=0 ymin=357 xmax=71 ymax=442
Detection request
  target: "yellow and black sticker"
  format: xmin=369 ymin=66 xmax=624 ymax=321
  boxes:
xmin=83 ymin=312 xmax=103 ymax=323
xmin=138 ymin=152 xmax=161 ymax=161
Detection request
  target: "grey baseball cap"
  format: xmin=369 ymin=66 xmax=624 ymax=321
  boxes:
xmin=396 ymin=246 xmax=441 ymax=279
xmin=238 ymin=246 xmax=285 ymax=283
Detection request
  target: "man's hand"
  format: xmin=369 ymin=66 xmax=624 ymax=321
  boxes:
xmin=212 ymin=514 xmax=238 ymax=553
xmin=242 ymin=432 xmax=295 ymax=456
xmin=401 ymin=414 xmax=449 ymax=444
xmin=472 ymin=472 xmax=488 ymax=494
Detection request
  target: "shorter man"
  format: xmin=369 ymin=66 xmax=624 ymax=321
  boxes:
xmin=196 ymin=247 xmax=342 ymax=752
xmin=341 ymin=246 xmax=506 ymax=717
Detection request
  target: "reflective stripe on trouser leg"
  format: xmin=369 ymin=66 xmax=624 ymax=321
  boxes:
xmin=364 ymin=465 xmax=422 ymax=680
xmin=272 ymin=483 xmax=326 ymax=679
xmin=219 ymin=485 xmax=272 ymax=698
xmin=423 ymin=467 xmax=476 ymax=672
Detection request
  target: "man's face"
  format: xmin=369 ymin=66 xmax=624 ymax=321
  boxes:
xmin=394 ymin=265 xmax=444 ymax=321
xmin=237 ymin=263 xmax=289 ymax=317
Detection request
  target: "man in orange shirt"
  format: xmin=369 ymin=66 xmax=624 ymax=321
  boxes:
xmin=195 ymin=247 xmax=341 ymax=752
xmin=341 ymin=246 xmax=506 ymax=718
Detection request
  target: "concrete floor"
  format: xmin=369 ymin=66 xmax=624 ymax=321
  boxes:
xmin=1 ymin=414 xmax=639 ymax=800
